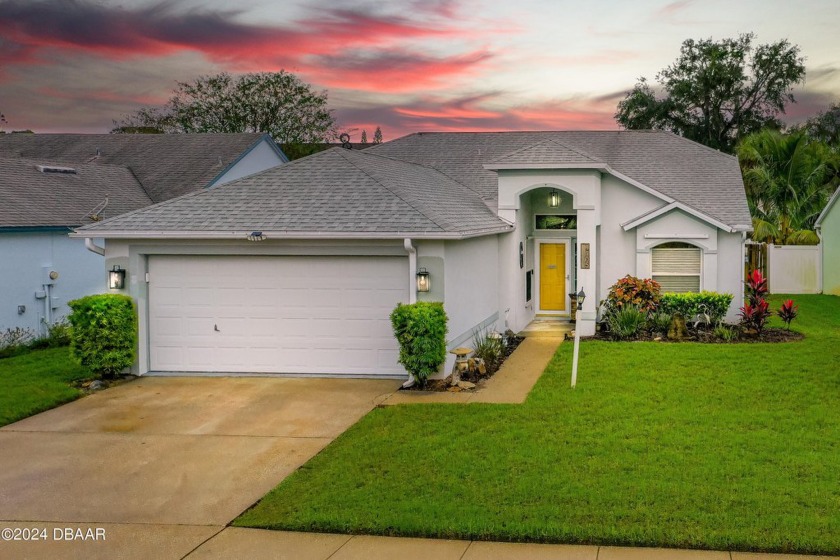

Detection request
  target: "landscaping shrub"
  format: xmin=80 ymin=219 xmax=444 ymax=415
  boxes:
xmin=607 ymin=305 xmax=647 ymax=340
xmin=713 ymin=323 xmax=739 ymax=342
xmin=603 ymin=276 xmax=661 ymax=315
xmin=777 ymin=299 xmax=799 ymax=330
xmin=0 ymin=327 xmax=36 ymax=359
xmin=647 ymin=311 xmax=673 ymax=335
xmin=740 ymin=270 xmax=771 ymax=335
xmin=472 ymin=327 xmax=504 ymax=375
xmin=67 ymin=294 xmax=137 ymax=377
xmin=390 ymin=302 xmax=448 ymax=385
xmin=45 ymin=318 xmax=72 ymax=347
xmin=660 ymin=292 xmax=734 ymax=325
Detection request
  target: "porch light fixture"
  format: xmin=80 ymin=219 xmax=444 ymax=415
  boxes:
xmin=548 ymin=189 xmax=561 ymax=208
xmin=246 ymin=231 xmax=266 ymax=242
xmin=108 ymin=265 xmax=126 ymax=290
xmin=416 ymin=267 xmax=431 ymax=292
xmin=576 ymin=288 xmax=586 ymax=310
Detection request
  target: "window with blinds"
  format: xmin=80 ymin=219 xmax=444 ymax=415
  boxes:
xmin=651 ymin=245 xmax=701 ymax=293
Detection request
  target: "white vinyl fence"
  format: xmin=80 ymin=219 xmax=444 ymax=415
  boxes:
xmin=766 ymin=244 xmax=821 ymax=294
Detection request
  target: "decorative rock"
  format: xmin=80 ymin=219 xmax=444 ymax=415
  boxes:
xmin=457 ymin=381 xmax=476 ymax=390
xmin=88 ymin=380 xmax=104 ymax=391
xmin=667 ymin=314 xmax=689 ymax=340
xmin=448 ymin=386 xmax=462 ymax=392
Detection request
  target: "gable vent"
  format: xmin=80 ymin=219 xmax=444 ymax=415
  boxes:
xmin=36 ymin=164 xmax=77 ymax=174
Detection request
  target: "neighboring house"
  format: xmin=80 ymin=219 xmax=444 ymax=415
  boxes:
xmin=0 ymin=133 xmax=287 ymax=334
xmin=816 ymin=186 xmax=840 ymax=295
xmin=72 ymin=131 xmax=751 ymax=378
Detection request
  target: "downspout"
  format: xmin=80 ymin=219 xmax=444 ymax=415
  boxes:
xmin=816 ymin=225 xmax=823 ymax=294
xmin=85 ymin=237 xmax=105 ymax=256
xmin=741 ymin=231 xmax=748 ymax=312
xmin=402 ymin=238 xmax=417 ymax=388
xmin=404 ymin=238 xmax=417 ymax=305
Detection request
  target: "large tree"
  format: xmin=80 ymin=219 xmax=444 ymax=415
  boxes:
xmin=737 ymin=129 xmax=834 ymax=244
xmin=802 ymin=102 xmax=840 ymax=146
xmin=615 ymin=34 xmax=805 ymax=153
xmin=113 ymin=71 xmax=338 ymax=144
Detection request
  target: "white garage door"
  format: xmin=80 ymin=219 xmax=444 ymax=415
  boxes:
xmin=148 ymin=255 xmax=408 ymax=376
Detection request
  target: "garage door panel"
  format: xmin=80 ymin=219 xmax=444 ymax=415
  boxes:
xmin=185 ymin=348 xmax=214 ymax=367
xmin=149 ymin=255 xmax=408 ymax=375
xmin=248 ymin=317 xmax=278 ymax=332
xmin=154 ymin=317 xmax=183 ymax=337
xmin=378 ymin=349 xmax=400 ymax=366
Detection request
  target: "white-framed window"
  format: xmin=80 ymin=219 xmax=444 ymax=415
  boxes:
xmin=651 ymin=242 xmax=701 ymax=293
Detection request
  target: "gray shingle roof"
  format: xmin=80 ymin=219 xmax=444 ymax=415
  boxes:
xmin=368 ymin=131 xmax=751 ymax=228
xmin=0 ymin=133 xmax=272 ymax=203
xmin=76 ymin=148 xmax=511 ymax=237
xmin=0 ymin=158 xmax=153 ymax=228
xmin=490 ymin=139 xmax=603 ymax=166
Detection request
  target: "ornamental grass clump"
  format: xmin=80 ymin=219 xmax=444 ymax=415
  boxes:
xmin=472 ymin=327 xmax=504 ymax=375
xmin=647 ymin=311 xmax=673 ymax=335
xmin=390 ymin=302 xmax=448 ymax=386
xmin=607 ymin=305 xmax=647 ymax=340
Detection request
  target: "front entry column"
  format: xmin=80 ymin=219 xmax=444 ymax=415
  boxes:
xmin=576 ymin=208 xmax=597 ymax=335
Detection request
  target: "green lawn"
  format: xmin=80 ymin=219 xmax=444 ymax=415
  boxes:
xmin=236 ymin=295 xmax=840 ymax=554
xmin=0 ymin=346 xmax=92 ymax=427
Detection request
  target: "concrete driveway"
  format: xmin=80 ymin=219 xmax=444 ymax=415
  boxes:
xmin=0 ymin=376 xmax=399 ymax=559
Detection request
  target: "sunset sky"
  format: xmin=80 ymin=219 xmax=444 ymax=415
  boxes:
xmin=1 ymin=0 xmax=838 ymax=140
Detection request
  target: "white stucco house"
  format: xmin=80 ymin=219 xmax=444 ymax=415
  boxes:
xmin=816 ymin=186 xmax=840 ymax=296
xmin=72 ymin=131 xmax=752 ymax=378
xmin=0 ymin=133 xmax=287 ymax=335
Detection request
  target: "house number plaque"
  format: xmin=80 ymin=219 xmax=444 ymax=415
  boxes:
xmin=581 ymin=243 xmax=590 ymax=269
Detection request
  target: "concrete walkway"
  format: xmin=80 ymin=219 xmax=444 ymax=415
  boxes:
xmin=185 ymin=529 xmax=840 ymax=559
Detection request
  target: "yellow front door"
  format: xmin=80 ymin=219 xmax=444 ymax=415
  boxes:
xmin=539 ymin=243 xmax=566 ymax=311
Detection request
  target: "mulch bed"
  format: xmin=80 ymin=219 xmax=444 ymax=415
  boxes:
xmin=73 ymin=374 xmax=137 ymax=393
xmin=403 ymin=334 xmax=525 ymax=392
xmin=590 ymin=326 xmax=803 ymax=344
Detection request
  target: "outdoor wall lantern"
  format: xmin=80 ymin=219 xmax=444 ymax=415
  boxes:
xmin=576 ymin=287 xmax=586 ymax=310
xmin=416 ymin=267 xmax=431 ymax=292
xmin=548 ymin=189 xmax=561 ymax=208
xmin=109 ymin=265 xmax=126 ymax=290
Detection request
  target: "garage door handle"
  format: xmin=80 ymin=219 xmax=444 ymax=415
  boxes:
xmin=214 ymin=324 xmax=220 ymax=332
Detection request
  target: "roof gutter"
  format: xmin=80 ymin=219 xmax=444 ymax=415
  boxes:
xmin=69 ymin=227 xmax=513 ymax=241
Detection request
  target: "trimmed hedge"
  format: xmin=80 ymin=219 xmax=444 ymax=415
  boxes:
xmin=390 ymin=302 xmax=448 ymax=384
xmin=659 ymin=292 xmax=733 ymax=324
xmin=67 ymin=294 xmax=137 ymax=377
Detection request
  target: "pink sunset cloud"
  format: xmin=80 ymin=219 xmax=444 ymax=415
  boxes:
xmin=306 ymin=50 xmax=495 ymax=93
xmin=0 ymin=0 xmax=837 ymax=137
xmin=337 ymin=93 xmax=619 ymax=139
xmin=0 ymin=1 xmax=467 ymax=72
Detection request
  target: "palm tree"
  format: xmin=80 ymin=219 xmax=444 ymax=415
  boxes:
xmin=737 ymin=129 xmax=834 ymax=245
